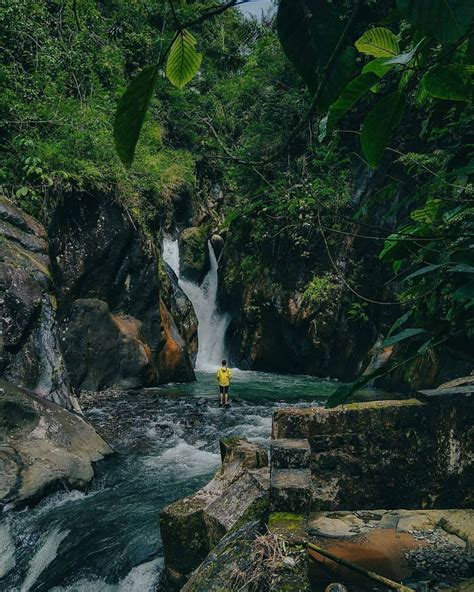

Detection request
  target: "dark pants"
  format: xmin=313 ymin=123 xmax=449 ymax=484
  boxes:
xmin=219 ymin=386 xmax=229 ymax=395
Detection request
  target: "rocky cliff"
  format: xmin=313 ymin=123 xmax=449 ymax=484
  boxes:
xmin=1 ymin=192 xmax=196 ymax=399
xmin=0 ymin=196 xmax=79 ymax=410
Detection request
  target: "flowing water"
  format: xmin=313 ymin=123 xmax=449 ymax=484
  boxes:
xmin=161 ymin=237 xmax=230 ymax=370
xmin=0 ymin=370 xmax=391 ymax=592
xmin=1 ymin=240 xmax=393 ymax=591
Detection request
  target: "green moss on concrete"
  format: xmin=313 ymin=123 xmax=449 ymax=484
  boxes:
xmin=269 ymin=512 xmax=306 ymax=532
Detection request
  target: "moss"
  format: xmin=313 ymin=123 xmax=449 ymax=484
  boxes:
xmin=343 ymin=398 xmax=423 ymax=410
xmin=268 ymin=512 xmax=306 ymax=532
xmin=179 ymin=225 xmax=210 ymax=282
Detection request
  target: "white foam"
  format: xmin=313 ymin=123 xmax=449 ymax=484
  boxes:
xmin=49 ymin=557 xmax=163 ymax=592
xmin=21 ymin=527 xmax=69 ymax=592
xmin=0 ymin=522 xmax=16 ymax=578
xmin=143 ymin=440 xmax=220 ymax=477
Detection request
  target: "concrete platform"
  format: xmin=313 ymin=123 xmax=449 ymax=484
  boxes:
xmin=270 ymin=468 xmax=312 ymax=514
xmin=271 ymin=438 xmax=311 ymax=469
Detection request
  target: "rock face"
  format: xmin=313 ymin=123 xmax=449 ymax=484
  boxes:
xmin=49 ymin=192 xmax=195 ymax=389
xmin=179 ymin=226 xmax=210 ymax=283
xmin=0 ymin=380 xmax=111 ymax=506
xmin=160 ymin=437 xmax=269 ymax=589
xmin=157 ymin=299 xmax=195 ymax=383
xmin=0 ymin=196 xmax=79 ymax=410
xmin=272 ymin=395 xmax=474 ymax=510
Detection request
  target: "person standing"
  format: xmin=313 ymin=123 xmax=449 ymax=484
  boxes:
xmin=216 ymin=360 xmax=232 ymax=408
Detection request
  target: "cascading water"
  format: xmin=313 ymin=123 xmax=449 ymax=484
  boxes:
xmin=162 ymin=236 xmax=230 ymax=371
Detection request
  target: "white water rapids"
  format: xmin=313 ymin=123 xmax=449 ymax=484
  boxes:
xmin=162 ymin=236 xmax=230 ymax=371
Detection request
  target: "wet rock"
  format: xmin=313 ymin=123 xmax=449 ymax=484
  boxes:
xmin=179 ymin=226 xmax=210 ymax=283
xmin=160 ymin=437 xmax=269 ymax=587
xmin=162 ymin=261 xmax=198 ymax=362
xmin=0 ymin=380 xmax=111 ymax=506
xmin=210 ymin=234 xmax=224 ymax=257
xmin=0 ymin=195 xmax=78 ymax=410
xmin=157 ymin=299 xmax=195 ymax=383
xmin=49 ymin=192 xmax=194 ymax=389
xmin=61 ymin=298 xmax=156 ymax=391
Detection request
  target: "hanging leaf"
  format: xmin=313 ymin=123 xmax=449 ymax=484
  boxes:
xmin=361 ymin=91 xmax=406 ymax=168
xmin=166 ymin=29 xmax=202 ymax=89
xmin=387 ymin=309 xmax=413 ymax=337
xmin=402 ymin=263 xmax=445 ymax=282
xmin=325 ymin=367 xmax=387 ymax=408
xmin=383 ymin=38 xmax=425 ymax=65
xmin=421 ymin=65 xmax=473 ymax=102
xmin=397 ymin=0 xmax=474 ymax=44
xmin=326 ymin=72 xmax=379 ymax=132
xmin=382 ymin=328 xmax=426 ymax=347
xmin=355 ymin=27 xmax=400 ymax=58
xmin=362 ymin=57 xmax=395 ymax=77
xmin=277 ymin=0 xmax=356 ymax=106
xmin=449 ymin=263 xmax=474 ymax=273
xmin=114 ymin=65 xmax=159 ymax=166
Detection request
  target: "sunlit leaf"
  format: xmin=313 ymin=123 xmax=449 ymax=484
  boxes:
xmin=397 ymin=0 xmax=474 ymax=44
xmin=355 ymin=27 xmax=400 ymax=58
xmin=362 ymin=57 xmax=394 ymax=77
xmin=361 ymin=91 xmax=406 ymax=168
xmin=421 ymin=65 xmax=473 ymax=102
xmin=325 ymin=367 xmax=386 ymax=408
xmin=166 ymin=29 xmax=202 ymax=89
xmin=114 ymin=65 xmax=159 ymax=166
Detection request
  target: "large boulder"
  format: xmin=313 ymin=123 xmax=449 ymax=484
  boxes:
xmin=49 ymin=192 xmax=194 ymax=389
xmin=160 ymin=437 xmax=269 ymax=589
xmin=158 ymin=299 xmax=195 ymax=383
xmin=179 ymin=226 xmax=210 ymax=283
xmin=0 ymin=380 xmax=111 ymax=506
xmin=0 ymin=196 xmax=79 ymax=411
xmin=61 ymin=299 xmax=156 ymax=390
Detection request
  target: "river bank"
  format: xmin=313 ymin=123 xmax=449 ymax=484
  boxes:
xmin=1 ymin=370 xmax=375 ymax=591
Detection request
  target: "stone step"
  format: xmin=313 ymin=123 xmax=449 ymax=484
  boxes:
xmin=270 ymin=468 xmax=312 ymax=515
xmin=271 ymin=438 xmax=311 ymax=470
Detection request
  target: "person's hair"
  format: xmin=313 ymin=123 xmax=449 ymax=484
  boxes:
xmin=221 ymin=359 xmax=227 ymax=366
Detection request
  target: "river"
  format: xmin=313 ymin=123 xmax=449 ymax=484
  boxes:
xmin=0 ymin=370 xmax=389 ymax=591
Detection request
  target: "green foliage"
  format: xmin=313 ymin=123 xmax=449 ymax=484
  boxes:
xmin=361 ymin=91 xmax=406 ymax=168
xmin=326 ymin=73 xmax=380 ymax=133
xmin=114 ymin=65 xmax=159 ymax=166
xmin=276 ymin=0 xmax=356 ymax=108
xmin=166 ymin=29 xmax=202 ymax=89
xmin=303 ymin=274 xmax=339 ymax=306
xmin=421 ymin=65 xmax=473 ymax=102
xmin=397 ymin=0 xmax=474 ymax=43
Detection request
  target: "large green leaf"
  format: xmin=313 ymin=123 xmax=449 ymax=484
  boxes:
xmin=382 ymin=328 xmax=426 ymax=347
xmin=361 ymin=91 xmax=406 ymax=168
xmin=355 ymin=27 xmax=400 ymax=58
xmin=402 ymin=263 xmax=445 ymax=282
xmin=325 ymin=367 xmax=386 ymax=408
xmin=362 ymin=57 xmax=395 ymax=77
xmin=114 ymin=65 xmax=159 ymax=166
xmin=421 ymin=65 xmax=473 ymax=102
xmin=166 ymin=29 xmax=202 ymax=89
xmin=277 ymin=0 xmax=356 ymax=106
xmin=326 ymin=72 xmax=379 ymax=132
xmin=397 ymin=0 xmax=474 ymax=44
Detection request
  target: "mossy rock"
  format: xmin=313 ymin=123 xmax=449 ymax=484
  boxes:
xmin=179 ymin=226 xmax=210 ymax=283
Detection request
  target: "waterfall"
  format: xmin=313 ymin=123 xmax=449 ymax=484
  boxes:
xmin=162 ymin=236 xmax=230 ymax=372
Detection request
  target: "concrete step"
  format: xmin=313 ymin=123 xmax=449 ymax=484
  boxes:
xmin=271 ymin=438 xmax=311 ymax=470
xmin=270 ymin=468 xmax=312 ymax=515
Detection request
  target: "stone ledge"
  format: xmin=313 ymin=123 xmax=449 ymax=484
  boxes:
xmin=271 ymin=438 xmax=311 ymax=470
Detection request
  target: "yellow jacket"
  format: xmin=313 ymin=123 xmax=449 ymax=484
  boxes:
xmin=216 ymin=366 xmax=232 ymax=387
